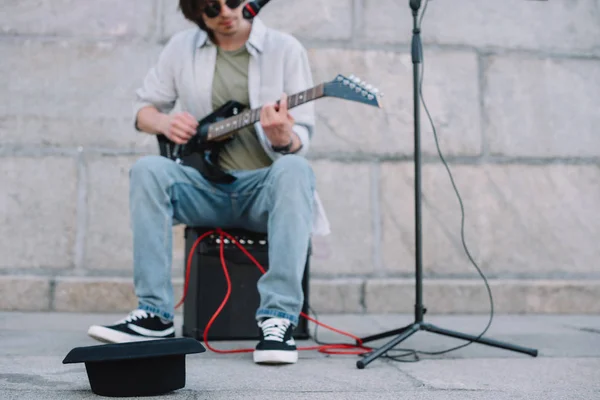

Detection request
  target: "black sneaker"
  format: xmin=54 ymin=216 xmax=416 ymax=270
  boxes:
xmin=87 ymin=310 xmax=175 ymax=344
xmin=253 ymin=317 xmax=298 ymax=364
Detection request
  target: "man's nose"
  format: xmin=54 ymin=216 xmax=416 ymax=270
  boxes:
xmin=221 ymin=3 xmax=235 ymax=16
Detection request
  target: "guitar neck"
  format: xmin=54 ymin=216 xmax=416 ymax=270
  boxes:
xmin=207 ymin=83 xmax=325 ymax=141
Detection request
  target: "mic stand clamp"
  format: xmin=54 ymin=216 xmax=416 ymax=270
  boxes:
xmin=355 ymin=0 xmax=538 ymax=369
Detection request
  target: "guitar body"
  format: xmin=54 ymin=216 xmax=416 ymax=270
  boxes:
xmin=156 ymin=101 xmax=247 ymax=183
xmin=157 ymin=100 xmax=247 ymax=161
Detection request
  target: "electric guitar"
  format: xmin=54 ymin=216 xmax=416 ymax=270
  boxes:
xmin=156 ymin=74 xmax=383 ymax=183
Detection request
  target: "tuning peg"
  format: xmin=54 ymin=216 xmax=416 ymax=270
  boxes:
xmin=365 ymin=84 xmax=373 ymax=91
xmin=348 ymin=74 xmax=355 ymax=80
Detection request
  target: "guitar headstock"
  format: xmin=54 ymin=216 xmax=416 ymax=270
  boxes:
xmin=323 ymin=74 xmax=383 ymax=108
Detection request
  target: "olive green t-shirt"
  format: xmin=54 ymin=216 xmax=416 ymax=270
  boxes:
xmin=212 ymin=45 xmax=273 ymax=171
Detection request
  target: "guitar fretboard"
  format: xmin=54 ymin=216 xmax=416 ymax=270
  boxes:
xmin=207 ymin=84 xmax=325 ymax=141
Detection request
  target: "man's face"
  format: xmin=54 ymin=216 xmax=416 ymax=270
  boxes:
xmin=201 ymin=0 xmax=245 ymax=37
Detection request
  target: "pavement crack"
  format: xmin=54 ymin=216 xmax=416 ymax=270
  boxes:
xmin=387 ymin=361 xmax=429 ymax=389
xmin=562 ymin=324 xmax=600 ymax=335
xmin=578 ymin=327 xmax=600 ymax=335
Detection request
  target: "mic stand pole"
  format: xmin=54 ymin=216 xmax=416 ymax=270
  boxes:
xmin=355 ymin=0 xmax=538 ymax=369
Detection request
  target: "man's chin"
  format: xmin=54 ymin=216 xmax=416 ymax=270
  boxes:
xmin=216 ymin=28 xmax=238 ymax=37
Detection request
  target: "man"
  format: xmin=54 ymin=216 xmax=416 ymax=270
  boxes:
xmin=86 ymin=0 xmax=329 ymax=365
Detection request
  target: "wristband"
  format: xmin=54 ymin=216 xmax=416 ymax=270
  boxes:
xmin=271 ymin=137 xmax=294 ymax=153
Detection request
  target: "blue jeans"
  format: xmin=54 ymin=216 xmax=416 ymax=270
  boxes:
xmin=129 ymin=154 xmax=315 ymax=327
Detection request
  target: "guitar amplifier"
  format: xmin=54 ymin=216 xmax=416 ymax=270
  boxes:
xmin=181 ymin=227 xmax=310 ymax=341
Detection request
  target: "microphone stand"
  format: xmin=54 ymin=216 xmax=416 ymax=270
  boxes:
xmin=355 ymin=0 xmax=538 ymax=369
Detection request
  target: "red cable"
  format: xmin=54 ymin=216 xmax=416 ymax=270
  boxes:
xmin=174 ymin=230 xmax=215 ymax=310
xmin=176 ymin=228 xmax=372 ymax=356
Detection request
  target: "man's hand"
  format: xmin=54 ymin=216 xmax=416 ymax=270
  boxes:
xmin=260 ymin=93 xmax=297 ymax=148
xmin=160 ymin=112 xmax=198 ymax=145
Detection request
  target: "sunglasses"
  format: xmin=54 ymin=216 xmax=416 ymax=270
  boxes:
xmin=203 ymin=0 xmax=243 ymax=18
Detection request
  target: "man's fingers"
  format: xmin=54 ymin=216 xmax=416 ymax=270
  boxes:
xmin=169 ymin=134 xmax=186 ymax=145
xmin=171 ymin=128 xmax=191 ymax=144
xmin=181 ymin=116 xmax=198 ymax=134
xmin=260 ymin=105 xmax=268 ymax=126
xmin=278 ymin=93 xmax=288 ymax=115
xmin=262 ymin=103 xmax=277 ymax=126
xmin=181 ymin=112 xmax=198 ymax=128
xmin=173 ymin=119 xmax=196 ymax=135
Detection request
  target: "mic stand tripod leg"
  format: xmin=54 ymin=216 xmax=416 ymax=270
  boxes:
xmin=357 ymin=323 xmax=420 ymax=369
xmin=421 ymin=323 xmax=538 ymax=356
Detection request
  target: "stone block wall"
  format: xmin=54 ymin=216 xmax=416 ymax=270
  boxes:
xmin=1 ymin=0 xmax=599 ymax=315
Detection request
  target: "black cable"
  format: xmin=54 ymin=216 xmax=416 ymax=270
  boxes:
xmin=306 ymin=0 xmax=495 ymax=361
xmin=412 ymin=0 xmax=495 ymax=357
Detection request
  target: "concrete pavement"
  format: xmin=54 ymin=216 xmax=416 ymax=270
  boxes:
xmin=1 ymin=312 xmax=599 ymax=399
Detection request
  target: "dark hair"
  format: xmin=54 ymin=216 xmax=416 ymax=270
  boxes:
xmin=179 ymin=0 xmax=212 ymax=36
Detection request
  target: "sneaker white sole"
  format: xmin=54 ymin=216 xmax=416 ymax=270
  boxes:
xmin=87 ymin=325 xmax=169 ymax=344
xmin=253 ymin=350 xmax=298 ymax=364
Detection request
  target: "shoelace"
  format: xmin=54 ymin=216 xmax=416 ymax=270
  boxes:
xmin=260 ymin=319 xmax=290 ymax=342
xmin=117 ymin=309 xmax=150 ymax=324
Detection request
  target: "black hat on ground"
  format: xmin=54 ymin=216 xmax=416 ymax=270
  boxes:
xmin=63 ymin=338 xmax=206 ymax=397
